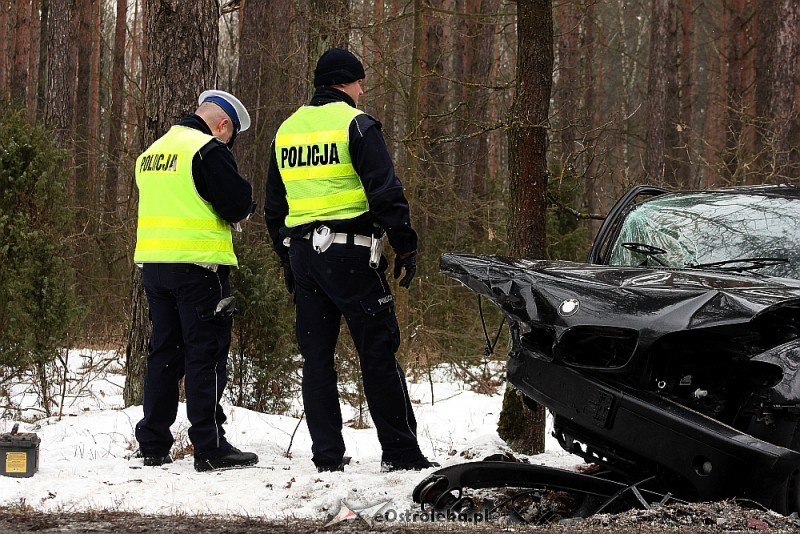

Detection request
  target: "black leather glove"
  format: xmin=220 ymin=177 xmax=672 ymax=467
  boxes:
xmin=393 ymin=250 xmax=417 ymax=289
xmin=282 ymin=262 xmax=295 ymax=294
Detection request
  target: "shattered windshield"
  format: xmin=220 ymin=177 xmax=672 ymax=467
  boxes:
xmin=607 ymin=192 xmax=800 ymax=279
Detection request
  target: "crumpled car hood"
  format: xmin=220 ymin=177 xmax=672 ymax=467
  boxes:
xmin=440 ymin=253 xmax=800 ymax=362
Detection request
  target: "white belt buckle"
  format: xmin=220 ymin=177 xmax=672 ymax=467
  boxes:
xmin=312 ymin=225 xmax=334 ymax=253
xmin=369 ymin=235 xmax=383 ymax=268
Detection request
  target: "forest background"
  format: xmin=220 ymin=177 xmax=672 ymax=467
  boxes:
xmin=0 ymin=0 xmax=798 ymax=447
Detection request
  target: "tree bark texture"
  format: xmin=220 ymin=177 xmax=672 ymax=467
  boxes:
xmin=755 ymin=0 xmax=799 ymax=179
xmin=236 ymin=0 xmax=310 ymax=208
xmin=0 ymin=0 xmax=8 ymax=100
xmin=44 ymin=0 xmax=76 ymax=149
xmin=11 ymin=0 xmax=31 ymax=108
xmin=26 ymin=0 xmax=40 ymax=121
xmin=582 ymin=0 xmax=604 ymax=236
xmin=500 ymin=0 xmax=554 ymax=456
xmin=74 ymin=0 xmax=96 ymax=221
xmin=453 ymin=0 xmax=499 ymax=242
xmin=125 ymin=0 xmax=220 ymax=407
xmin=644 ymin=0 xmax=677 ymax=185
xmin=508 ymin=0 xmax=552 ymax=260
xmin=307 ymin=0 xmax=350 ymax=94
xmin=724 ymin=0 xmax=756 ymax=183
xmin=554 ymin=0 xmax=580 ymax=174
xmin=105 ymin=0 xmax=127 ymax=221
xmin=677 ymin=0 xmax=694 ymax=187
xmin=35 ymin=0 xmax=48 ymax=119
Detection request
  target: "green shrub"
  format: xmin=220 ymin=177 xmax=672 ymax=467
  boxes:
xmin=228 ymin=233 xmax=299 ymax=414
xmin=0 ymin=109 xmax=82 ymax=372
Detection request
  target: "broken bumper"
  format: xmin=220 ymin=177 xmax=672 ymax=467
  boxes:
xmin=507 ymin=352 xmax=800 ymax=504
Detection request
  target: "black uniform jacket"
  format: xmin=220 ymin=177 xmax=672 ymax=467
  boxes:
xmin=264 ymin=87 xmax=417 ymax=265
xmin=179 ymin=114 xmax=253 ymax=224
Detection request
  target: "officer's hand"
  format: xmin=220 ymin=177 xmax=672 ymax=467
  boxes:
xmin=393 ymin=251 xmax=417 ymax=289
xmin=282 ymin=262 xmax=295 ymax=294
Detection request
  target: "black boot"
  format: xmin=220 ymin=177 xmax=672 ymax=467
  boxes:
xmin=143 ymin=455 xmax=173 ymax=467
xmin=316 ymin=456 xmax=351 ymax=473
xmin=194 ymin=447 xmax=258 ymax=472
xmin=381 ymin=454 xmax=439 ymax=472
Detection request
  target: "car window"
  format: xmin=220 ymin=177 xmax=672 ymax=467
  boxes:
xmin=607 ymin=192 xmax=800 ymax=279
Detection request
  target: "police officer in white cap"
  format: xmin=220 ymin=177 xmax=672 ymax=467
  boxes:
xmin=133 ymin=89 xmax=258 ymax=472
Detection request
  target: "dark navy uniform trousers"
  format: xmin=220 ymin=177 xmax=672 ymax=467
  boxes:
xmin=135 ymin=263 xmax=233 ymax=461
xmin=289 ymin=236 xmax=422 ymax=467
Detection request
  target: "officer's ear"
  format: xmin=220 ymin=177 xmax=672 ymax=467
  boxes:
xmin=217 ymin=117 xmax=230 ymax=136
xmin=214 ymin=117 xmax=236 ymax=146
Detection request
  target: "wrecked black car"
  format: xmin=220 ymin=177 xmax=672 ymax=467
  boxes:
xmin=416 ymin=184 xmax=800 ymax=517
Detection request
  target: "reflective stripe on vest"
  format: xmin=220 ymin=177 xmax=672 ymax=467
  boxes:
xmin=133 ymin=125 xmax=237 ymax=266
xmin=274 ymin=102 xmax=368 ymax=227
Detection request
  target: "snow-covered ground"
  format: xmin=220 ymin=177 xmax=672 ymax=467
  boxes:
xmin=0 ymin=349 xmax=581 ymax=523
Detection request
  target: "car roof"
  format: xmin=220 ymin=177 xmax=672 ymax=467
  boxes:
xmin=666 ymin=183 xmax=800 ymax=199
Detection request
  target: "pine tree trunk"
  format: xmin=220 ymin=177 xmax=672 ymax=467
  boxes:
xmin=44 ymin=0 xmax=76 ymax=150
xmin=26 ymin=0 xmax=40 ymax=121
xmin=0 ymin=0 xmax=8 ymax=99
xmin=453 ymin=0 xmax=498 ymax=241
xmin=11 ymin=0 xmax=31 ymax=108
xmin=677 ymin=0 xmax=695 ymax=187
xmin=644 ymin=0 xmax=676 ymax=185
xmin=105 ymin=0 xmax=126 ymax=221
xmin=236 ymin=0 xmax=308 ymax=209
xmin=35 ymin=0 xmax=48 ymax=119
xmin=724 ymin=0 xmax=756 ymax=183
xmin=555 ymin=0 xmax=580 ymax=174
xmin=755 ymin=0 xmax=799 ymax=179
xmin=498 ymin=0 xmax=554 ymax=456
xmin=307 ymin=0 xmax=350 ymax=93
xmin=124 ymin=0 xmax=220 ymax=407
xmin=74 ymin=0 xmax=94 ymax=219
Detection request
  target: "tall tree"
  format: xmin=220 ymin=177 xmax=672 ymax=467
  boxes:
xmin=26 ymin=0 xmax=40 ymax=121
xmin=416 ymin=0 xmax=449 ymax=236
xmin=236 ymin=1 xmax=307 ymax=208
xmin=105 ymin=0 xmax=127 ymax=221
xmin=74 ymin=0 xmax=97 ymax=223
xmin=755 ymin=0 xmax=799 ymax=179
xmin=677 ymin=0 xmax=695 ymax=187
xmin=308 ymin=0 xmax=350 ymax=96
xmin=582 ymin=0 xmax=604 ymax=236
xmin=124 ymin=0 xmax=220 ymax=407
xmin=44 ymin=0 xmax=76 ymax=150
xmin=644 ymin=0 xmax=678 ymax=185
xmin=10 ymin=0 xmax=31 ymax=108
xmin=498 ymin=0 xmax=553 ymax=455
xmin=554 ymin=0 xmax=581 ymax=175
xmin=0 ymin=0 xmax=8 ymax=100
xmin=35 ymin=0 xmax=48 ymax=118
xmin=723 ymin=0 xmax=756 ymax=183
xmin=700 ymin=1 xmax=727 ymax=188
xmin=453 ymin=0 xmax=500 ymax=241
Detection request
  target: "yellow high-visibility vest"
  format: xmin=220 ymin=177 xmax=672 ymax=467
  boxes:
xmin=134 ymin=126 xmax=237 ymax=266
xmin=274 ymin=102 xmax=368 ymax=227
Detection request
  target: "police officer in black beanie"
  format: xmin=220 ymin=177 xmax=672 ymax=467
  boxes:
xmin=265 ymin=48 xmax=438 ymax=473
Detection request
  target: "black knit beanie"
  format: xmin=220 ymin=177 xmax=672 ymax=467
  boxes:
xmin=313 ymin=48 xmax=365 ymax=87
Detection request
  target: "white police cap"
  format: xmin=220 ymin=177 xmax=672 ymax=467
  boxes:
xmin=198 ymin=89 xmax=251 ymax=133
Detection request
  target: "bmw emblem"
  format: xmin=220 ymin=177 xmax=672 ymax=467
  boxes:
xmin=558 ymin=299 xmax=580 ymax=317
